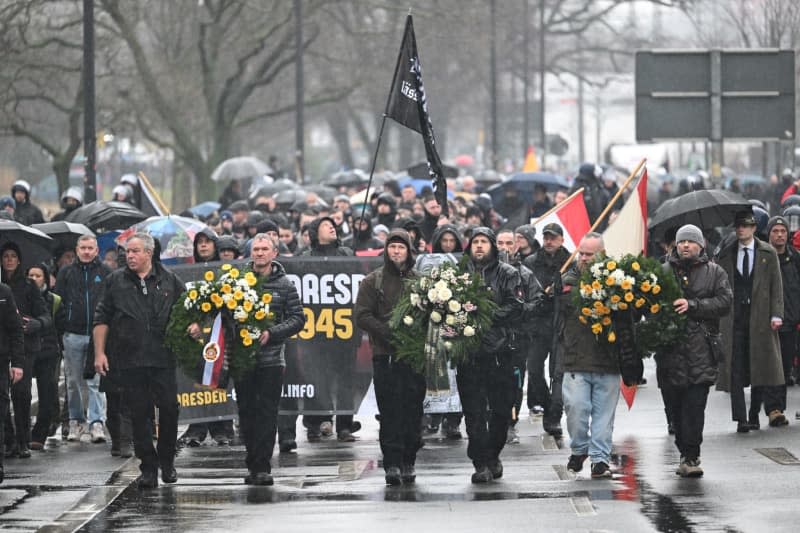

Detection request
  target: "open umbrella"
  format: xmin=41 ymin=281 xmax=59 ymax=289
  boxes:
xmin=453 ymin=154 xmax=475 ymax=167
xmin=323 ymin=169 xmax=369 ymax=188
xmin=274 ymin=189 xmax=308 ymax=208
xmin=117 ymin=215 xmax=209 ymax=265
xmin=304 ymin=184 xmax=336 ymax=204
xmin=188 ymin=201 xmax=222 ymax=219
xmin=0 ymin=220 xmax=55 ymax=270
xmin=66 ymin=201 xmax=147 ymax=233
xmin=486 ymin=172 xmax=568 ymax=216
xmin=32 ymin=222 xmax=94 ymax=252
xmin=211 ymin=156 xmax=272 ymax=182
xmin=649 ymin=189 xmax=752 ymax=238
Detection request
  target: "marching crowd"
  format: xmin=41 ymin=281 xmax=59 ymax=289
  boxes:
xmin=1 ymin=161 xmax=800 ymax=489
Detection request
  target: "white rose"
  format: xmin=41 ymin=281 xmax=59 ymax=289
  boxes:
xmin=403 ymin=315 xmax=414 ymax=326
xmin=434 ymin=280 xmax=448 ymax=291
xmin=438 ymin=287 xmax=453 ymax=301
xmin=463 ymin=325 xmax=475 ymax=337
xmin=428 ymin=288 xmax=439 ymax=302
xmin=445 ymin=314 xmax=456 ymax=326
xmin=430 ymin=311 xmax=442 ymax=323
xmin=410 ymin=293 xmax=420 ymax=306
xmin=448 ymin=300 xmax=461 ymax=313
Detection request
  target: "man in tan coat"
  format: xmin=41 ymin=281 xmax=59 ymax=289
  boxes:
xmin=715 ymin=211 xmax=787 ymax=432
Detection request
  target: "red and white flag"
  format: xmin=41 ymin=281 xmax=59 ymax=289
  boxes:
xmin=603 ymin=169 xmax=649 ymax=257
xmin=201 ymin=313 xmax=226 ymax=388
xmin=532 ymin=189 xmax=591 ymax=252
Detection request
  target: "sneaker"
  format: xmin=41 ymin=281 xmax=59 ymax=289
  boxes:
xmin=279 ymin=439 xmax=297 ymax=453
xmin=320 ymin=421 xmax=334 ymax=437
xmin=385 ymin=466 xmax=402 ymax=486
xmin=471 ymin=466 xmax=493 ymax=484
xmin=678 ymin=458 xmax=703 ymax=478
xmin=531 ymin=405 xmax=545 ymax=416
xmin=90 ymin=422 xmax=106 ymax=443
xmin=66 ymin=420 xmax=82 ymax=442
xmin=400 ymin=464 xmax=416 ymax=483
xmin=567 ymin=454 xmax=588 ymax=473
xmin=768 ymin=410 xmax=789 ymax=427
xmin=506 ymin=426 xmax=519 ymax=444
xmin=487 ymin=458 xmax=503 ymax=479
xmin=590 ymin=462 xmax=612 ymax=479
xmin=337 ymin=429 xmax=356 ymax=442
xmin=424 ymin=424 xmax=440 ymax=434
xmin=17 ymin=444 xmax=31 ymax=459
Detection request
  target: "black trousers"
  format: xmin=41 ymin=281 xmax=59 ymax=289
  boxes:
xmin=730 ymin=325 xmax=751 ymax=423
xmin=373 ymin=357 xmax=425 ymax=470
xmin=105 ymin=389 xmax=132 ymax=446
xmin=120 ymin=367 xmax=178 ymax=474
xmin=236 ymin=366 xmax=283 ymax=474
xmin=526 ymin=335 xmax=551 ymax=408
xmin=31 ymin=356 xmax=59 ymax=443
xmin=663 ymin=384 xmax=709 ymax=461
xmin=0 ymin=358 xmax=9 ymax=466
xmin=750 ymin=385 xmax=785 ymax=416
xmin=4 ymin=355 xmax=32 ymax=448
xmin=509 ymin=345 xmax=527 ymax=427
xmin=183 ymin=420 xmax=235 ymax=441
xmin=457 ymin=354 xmax=515 ymax=469
xmin=778 ymin=328 xmax=797 ymax=385
xmin=544 ymin=343 xmax=564 ymax=427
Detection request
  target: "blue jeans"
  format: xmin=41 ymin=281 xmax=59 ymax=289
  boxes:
xmin=562 ymin=371 xmax=619 ymax=464
xmin=63 ymin=333 xmax=105 ymax=424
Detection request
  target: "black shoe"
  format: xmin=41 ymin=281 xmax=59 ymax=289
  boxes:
xmin=400 ymin=464 xmax=416 ymax=483
xmin=17 ymin=445 xmax=31 ymax=459
xmin=251 ymin=472 xmax=274 ymax=486
xmin=544 ymin=422 xmax=563 ymax=438
xmin=119 ymin=442 xmax=133 ymax=458
xmin=110 ymin=443 xmax=121 ymax=457
xmin=161 ymin=465 xmax=178 ymax=484
xmin=136 ymin=471 xmax=158 ymax=489
xmin=487 ymin=458 xmax=503 ymax=479
xmin=590 ymin=462 xmax=612 ymax=479
xmin=667 ymin=422 xmax=675 ymax=435
xmin=385 ymin=466 xmax=402 ymax=486
xmin=736 ymin=421 xmax=750 ymax=433
xmin=212 ymin=435 xmax=230 ymax=446
xmin=337 ymin=430 xmax=356 ymax=442
xmin=350 ymin=421 xmax=362 ymax=434
xmin=471 ymin=466 xmax=493 ymax=484
xmin=567 ymin=454 xmax=588 ymax=473
xmin=279 ymin=439 xmax=297 ymax=453
xmin=748 ymin=417 xmax=761 ymax=431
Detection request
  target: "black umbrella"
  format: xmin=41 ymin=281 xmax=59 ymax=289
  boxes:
xmin=32 ymin=222 xmax=95 ymax=252
xmin=273 ymin=189 xmax=308 ymax=207
xmin=304 ymin=184 xmax=336 ymax=204
xmin=249 ymin=178 xmax=299 ymax=200
xmin=648 ymin=189 xmax=752 ymax=238
xmin=406 ymin=162 xmax=459 ymax=179
xmin=323 ymin=170 xmax=369 ymax=188
xmin=65 ymin=201 xmax=147 ymax=232
xmin=0 ymin=220 xmax=55 ymax=270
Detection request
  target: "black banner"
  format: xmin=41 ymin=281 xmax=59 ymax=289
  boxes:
xmin=170 ymin=257 xmax=381 ymax=423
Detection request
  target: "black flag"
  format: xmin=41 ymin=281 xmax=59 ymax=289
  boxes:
xmin=385 ymin=15 xmax=448 ymax=216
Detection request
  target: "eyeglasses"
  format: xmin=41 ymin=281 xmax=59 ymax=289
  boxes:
xmin=140 ymin=278 xmax=148 ymax=296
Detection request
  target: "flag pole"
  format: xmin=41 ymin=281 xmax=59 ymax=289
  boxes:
xmin=358 ymin=12 xmax=414 ymax=223
xmin=137 ymin=171 xmax=171 ymax=215
xmin=558 ymin=158 xmax=647 ymax=274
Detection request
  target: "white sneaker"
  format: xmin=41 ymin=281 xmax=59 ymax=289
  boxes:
xmin=67 ymin=420 xmax=81 ymax=442
xmin=90 ymin=422 xmax=106 ymax=443
xmin=320 ymin=421 xmax=334 ymax=437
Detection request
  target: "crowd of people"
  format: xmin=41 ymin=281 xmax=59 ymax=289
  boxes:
xmin=1 ymin=161 xmax=800 ymax=488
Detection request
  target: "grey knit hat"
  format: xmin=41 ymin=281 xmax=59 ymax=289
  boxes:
xmin=675 ymin=224 xmax=704 ymax=246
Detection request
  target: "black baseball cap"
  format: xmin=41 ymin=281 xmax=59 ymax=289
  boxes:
xmin=542 ymin=223 xmax=563 ymax=236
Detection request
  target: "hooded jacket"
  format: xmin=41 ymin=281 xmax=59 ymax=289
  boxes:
xmin=1 ymin=244 xmax=51 ymax=355
xmin=0 ymin=283 xmax=24 ymax=367
xmin=372 ymin=193 xmax=397 ymax=229
xmin=464 ymin=227 xmax=523 ymax=358
xmin=193 ymin=227 xmax=220 ymax=263
xmin=430 ymin=224 xmax=463 ymax=253
xmin=343 ymin=215 xmax=384 ymax=251
xmin=355 ymin=229 xmax=417 ymax=358
xmin=11 ymin=180 xmax=45 ymax=225
xmin=302 ymin=216 xmax=354 ymax=256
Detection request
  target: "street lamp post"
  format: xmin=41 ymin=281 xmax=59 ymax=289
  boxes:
xmin=82 ymin=0 xmax=97 ymax=202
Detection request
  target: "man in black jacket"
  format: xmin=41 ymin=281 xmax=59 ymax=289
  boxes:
xmin=191 ymin=233 xmax=304 ymax=485
xmin=0 ymin=283 xmax=24 ymax=483
xmin=458 ymin=227 xmax=523 ymax=483
xmin=54 ymin=235 xmax=111 ymax=444
xmin=93 ymin=232 xmax=184 ymax=489
xmin=658 ymin=224 xmax=732 ymax=477
xmin=767 ymin=216 xmax=800 ymax=387
xmin=11 ymin=180 xmax=45 ymax=226
xmin=355 ymin=229 xmax=425 ymax=485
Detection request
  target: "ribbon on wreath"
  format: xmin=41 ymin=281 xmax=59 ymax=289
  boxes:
xmin=424 ymin=319 xmax=450 ymax=395
xmin=198 ymin=312 xmax=229 ymax=389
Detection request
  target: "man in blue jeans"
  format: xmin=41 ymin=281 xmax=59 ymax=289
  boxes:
xmin=559 ymin=233 xmax=637 ymax=478
xmin=54 ymin=235 xmax=111 ymax=443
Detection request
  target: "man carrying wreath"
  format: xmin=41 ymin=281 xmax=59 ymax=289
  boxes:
xmin=355 ymin=229 xmax=426 ymax=486
xmin=188 ymin=233 xmax=304 ymax=486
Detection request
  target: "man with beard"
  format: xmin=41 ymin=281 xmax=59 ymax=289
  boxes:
xmin=372 ymin=193 xmax=397 ymax=229
xmin=458 ymin=228 xmax=522 ymax=483
xmin=513 ymin=225 xmax=540 ymax=263
xmin=767 ymin=216 xmax=800 ymax=387
xmin=657 ymin=224 xmax=731 ymax=477
xmin=343 ymin=211 xmax=384 ymax=252
xmin=419 ymin=195 xmax=442 ymax=244
xmin=355 ymin=229 xmax=425 ymax=485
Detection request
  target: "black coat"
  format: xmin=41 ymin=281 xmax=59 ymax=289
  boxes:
xmin=523 ymin=246 xmax=571 ymax=292
xmin=2 ymin=268 xmax=50 ymax=355
xmin=93 ymin=262 xmax=184 ymax=370
xmin=656 ymin=250 xmax=732 ymax=388
xmin=37 ymin=290 xmax=65 ymax=360
xmin=54 ymin=257 xmax=111 ymax=336
xmin=776 ymin=247 xmax=800 ymax=327
xmin=0 ymin=283 xmax=24 ymax=367
xmin=251 ymin=261 xmax=305 ymax=368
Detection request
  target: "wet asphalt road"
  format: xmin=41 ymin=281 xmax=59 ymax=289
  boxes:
xmin=3 ymin=359 xmax=800 ymax=532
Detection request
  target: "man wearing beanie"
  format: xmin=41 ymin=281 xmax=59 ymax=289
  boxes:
xmin=355 ymin=229 xmax=425 ymax=485
xmin=657 ymin=224 xmax=731 ymax=477
xmin=513 ymin=224 xmax=540 ymax=263
xmin=715 ymin=211 xmax=787 ymax=432
xmin=767 ymin=216 xmax=800 ymax=391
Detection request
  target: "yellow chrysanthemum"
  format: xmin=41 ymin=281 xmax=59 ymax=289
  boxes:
xmin=243 ymin=300 xmax=253 ymax=312
xmin=624 ymin=291 xmax=634 ymax=302
xmin=200 ymin=302 xmax=211 ymax=313
xmin=650 ymin=304 xmax=660 ymax=314
xmin=579 ymin=316 xmax=588 ymax=324
xmin=261 ymin=293 xmax=272 ymax=304
xmin=631 ymin=262 xmax=640 ymax=272
xmin=640 ymin=281 xmax=651 ymax=292
xmin=581 ymin=307 xmax=592 ymax=316
xmin=601 ymin=316 xmax=612 ymax=326
xmin=233 ymin=290 xmax=244 ymax=301
xmin=255 ymin=310 xmax=266 ymax=320
xmin=606 ymin=276 xmax=616 ymax=286
xmin=221 ymin=284 xmax=232 ymax=294
xmin=204 ymin=271 xmax=215 ymax=282
xmin=607 ymin=331 xmax=617 ymax=343
xmin=240 ymin=328 xmax=248 ymax=338
xmin=229 ymin=268 xmax=240 ymax=278
xmin=221 ymin=264 xmax=232 ymax=271
xmin=593 ymin=301 xmax=604 ymax=310
xmin=618 ymin=302 xmax=629 ymax=310
xmin=601 ymin=306 xmax=611 ymax=315
xmin=188 ymin=289 xmax=198 ymax=300
xmin=606 ymin=261 xmax=617 ymax=270
xmin=245 ymin=272 xmax=257 ymax=287
xmin=591 ymin=280 xmax=602 ymax=290
xmin=242 ymin=336 xmax=253 ymax=347
xmin=621 ymin=279 xmax=633 ymax=290
xmin=226 ymin=299 xmax=237 ymax=310
xmin=652 ymin=285 xmax=661 ymax=295
xmin=591 ymin=323 xmax=603 ymax=334
xmin=610 ymin=295 xmax=621 ymax=304
xmin=211 ymin=293 xmax=223 ymax=307
xmin=635 ymin=298 xmax=646 ymax=308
